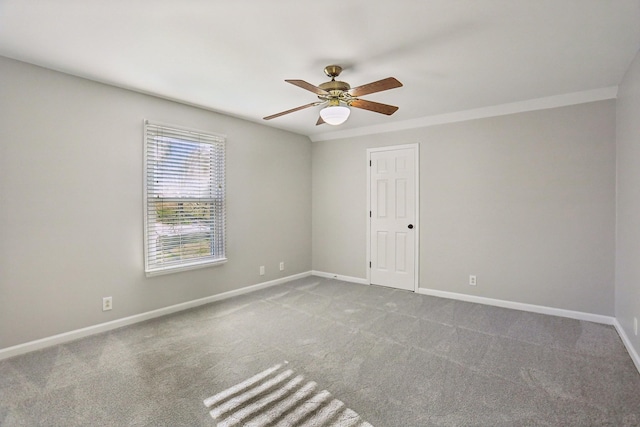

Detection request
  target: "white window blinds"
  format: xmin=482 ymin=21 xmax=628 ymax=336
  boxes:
xmin=144 ymin=121 xmax=226 ymax=276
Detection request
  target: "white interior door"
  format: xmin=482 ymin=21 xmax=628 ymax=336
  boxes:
xmin=369 ymin=145 xmax=418 ymax=291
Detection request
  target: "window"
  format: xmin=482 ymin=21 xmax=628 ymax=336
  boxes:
xmin=144 ymin=121 xmax=226 ymax=276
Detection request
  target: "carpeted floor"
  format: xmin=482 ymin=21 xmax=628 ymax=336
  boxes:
xmin=1 ymin=276 xmax=639 ymax=426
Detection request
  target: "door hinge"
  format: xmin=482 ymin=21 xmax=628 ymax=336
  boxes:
xmin=369 ymin=160 xmax=372 ymax=166
xmin=369 ymin=262 xmax=372 ymax=268
xmin=369 ymin=211 xmax=372 ymax=217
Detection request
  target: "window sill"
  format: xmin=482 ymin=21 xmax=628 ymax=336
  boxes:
xmin=145 ymin=257 xmax=228 ymax=277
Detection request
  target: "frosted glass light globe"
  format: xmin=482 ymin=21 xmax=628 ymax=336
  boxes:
xmin=319 ymin=105 xmax=351 ymax=125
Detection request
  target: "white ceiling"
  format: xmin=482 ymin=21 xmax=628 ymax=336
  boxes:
xmin=1 ymin=1 xmax=639 ymax=140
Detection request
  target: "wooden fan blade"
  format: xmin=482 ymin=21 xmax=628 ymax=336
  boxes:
xmin=316 ymin=116 xmax=325 ymax=126
xmin=263 ymin=102 xmax=320 ymax=120
xmin=285 ymin=79 xmax=329 ymax=95
xmin=349 ymin=77 xmax=402 ymax=97
xmin=350 ymin=99 xmax=399 ymax=115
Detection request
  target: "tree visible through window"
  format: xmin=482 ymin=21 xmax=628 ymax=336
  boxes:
xmin=144 ymin=121 xmax=226 ymax=275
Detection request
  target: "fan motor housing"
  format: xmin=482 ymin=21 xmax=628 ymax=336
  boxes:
xmin=319 ymin=80 xmax=351 ymax=92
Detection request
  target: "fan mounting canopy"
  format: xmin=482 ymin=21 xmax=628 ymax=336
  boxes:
xmin=324 ymin=65 xmax=343 ymax=79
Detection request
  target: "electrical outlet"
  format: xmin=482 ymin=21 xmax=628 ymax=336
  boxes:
xmin=259 ymin=266 xmax=265 ymax=276
xmin=279 ymin=261 xmax=284 ymax=271
xmin=634 ymin=317 xmax=638 ymax=336
xmin=469 ymin=275 xmax=477 ymax=286
xmin=102 ymin=296 xmax=112 ymax=311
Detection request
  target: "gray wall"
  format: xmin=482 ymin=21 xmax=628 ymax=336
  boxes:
xmin=616 ymin=48 xmax=640 ymax=354
xmin=0 ymin=56 xmax=312 ymax=349
xmin=313 ymin=101 xmax=616 ymax=315
xmin=0 ymin=53 xmax=622 ymax=351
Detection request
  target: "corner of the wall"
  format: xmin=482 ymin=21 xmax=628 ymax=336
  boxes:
xmin=613 ymin=318 xmax=640 ymax=374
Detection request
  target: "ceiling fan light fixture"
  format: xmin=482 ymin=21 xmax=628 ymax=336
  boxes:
xmin=319 ymin=105 xmax=350 ymax=125
xmin=263 ymin=66 xmax=402 ymax=125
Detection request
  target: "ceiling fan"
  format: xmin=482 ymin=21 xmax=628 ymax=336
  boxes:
xmin=263 ymin=65 xmax=403 ymax=126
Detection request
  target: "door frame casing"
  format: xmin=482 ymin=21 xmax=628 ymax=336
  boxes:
xmin=366 ymin=143 xmax=420 ymax=291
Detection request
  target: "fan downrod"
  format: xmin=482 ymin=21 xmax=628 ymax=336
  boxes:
xmin=320 ymin=65 xmax=350 ymax=92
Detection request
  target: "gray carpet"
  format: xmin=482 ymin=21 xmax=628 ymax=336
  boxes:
xmin=1 ymin=276 xmax=639 ymax=426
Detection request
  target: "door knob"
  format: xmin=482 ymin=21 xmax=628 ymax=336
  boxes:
xmin=408 ymin=224 xmax=414 ymax=229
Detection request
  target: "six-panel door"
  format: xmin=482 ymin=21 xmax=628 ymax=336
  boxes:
xmin=370 ymin=147 xmax=416 ymax=291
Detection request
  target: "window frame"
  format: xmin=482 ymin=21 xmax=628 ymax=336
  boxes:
xmin=143 ymin=120 xmax=227 ymax=277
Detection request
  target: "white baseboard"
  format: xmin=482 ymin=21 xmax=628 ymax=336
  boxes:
xmin=613 ymin=319 xmax=640 ymax=373
xmin=5 ymin=271 xmax=634 ymax=374
xmin=311 ymin=270 xmax=369 ymax=285
xmin=0 ymin=271 xmax=312 ymax=361
xmin=416 ymin=287 xmax=615 ymax=325
xmin=308 ymin=273 xmax=616 ymax=325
